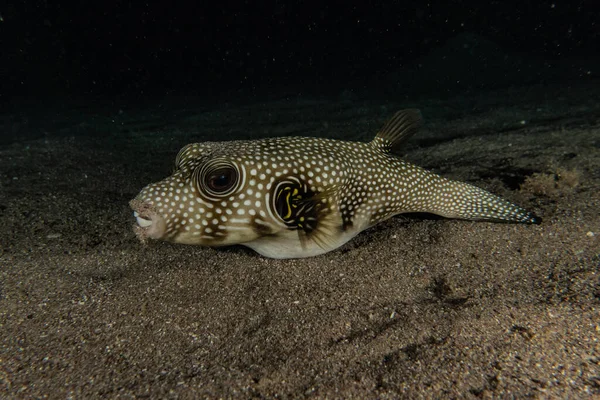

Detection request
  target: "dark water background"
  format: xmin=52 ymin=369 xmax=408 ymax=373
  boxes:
xmin=2 ymin=0 xmax=599 ymax=143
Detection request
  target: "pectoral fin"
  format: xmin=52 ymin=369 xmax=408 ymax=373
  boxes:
xmin=273 ymin=179 xmax=342 ymax=251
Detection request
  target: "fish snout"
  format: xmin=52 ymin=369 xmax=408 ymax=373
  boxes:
xmin=129 ymin=198 xmax=167 ymax=242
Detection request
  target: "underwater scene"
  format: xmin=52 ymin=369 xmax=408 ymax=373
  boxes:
xmin=1 ymin=1 xmax=599 ymax=398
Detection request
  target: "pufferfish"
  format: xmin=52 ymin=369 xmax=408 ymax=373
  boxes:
xmin=130 ymin=109 xmax=540 ymax=259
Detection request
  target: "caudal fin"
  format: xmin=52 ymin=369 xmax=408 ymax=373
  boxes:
xmin=425 ymin=179 xmax=541 ymax=224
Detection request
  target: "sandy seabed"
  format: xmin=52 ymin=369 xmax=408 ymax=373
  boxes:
xmin=1 ymin=83 xmax=599 ymax=398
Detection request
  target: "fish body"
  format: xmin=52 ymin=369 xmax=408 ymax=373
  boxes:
xmin=130 ymin=109 xmax=539 ymax=259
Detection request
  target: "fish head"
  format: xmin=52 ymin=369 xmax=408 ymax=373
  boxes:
xmin=130 ymin=141 xmax=287 ymax=247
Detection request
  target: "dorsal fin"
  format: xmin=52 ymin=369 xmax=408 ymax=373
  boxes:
xmin=372 ymin=109 xmax=423 ymax=153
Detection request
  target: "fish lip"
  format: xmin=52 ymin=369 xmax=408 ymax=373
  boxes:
xmin=129 ymin=199 xmax=167 ymax=242
xmin=133 ymin=211 xmax=153 ymax=227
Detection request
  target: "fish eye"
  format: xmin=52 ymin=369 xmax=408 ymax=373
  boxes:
xmin=206 ymin=166 xmax=237 ymax=193
xmin=195 ymin=160 xmax=242 ymax=199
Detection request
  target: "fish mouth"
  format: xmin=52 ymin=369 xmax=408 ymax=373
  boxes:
xmin=129 ymin=199 xmax=167 ymax=243
xmin=134 ymin=211 xmax=153 ymax=227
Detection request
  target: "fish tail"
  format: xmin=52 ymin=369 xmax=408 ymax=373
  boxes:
xmin=421 ymin=178 xmax=541 ymax=224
